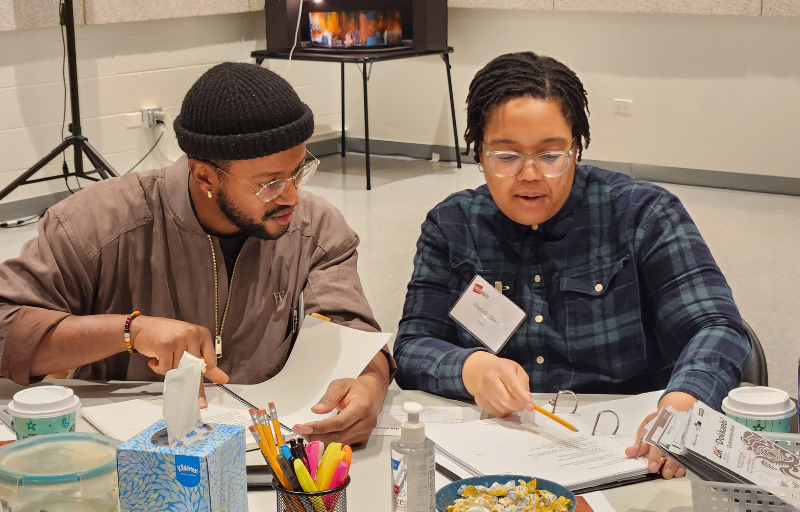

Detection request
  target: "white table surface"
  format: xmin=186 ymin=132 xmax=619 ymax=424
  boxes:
xmin=0 ymin=380 xmax=694 ymax=511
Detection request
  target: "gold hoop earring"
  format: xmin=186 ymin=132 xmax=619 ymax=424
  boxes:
xmin=207 ymin=190 xmax=212 ymax=199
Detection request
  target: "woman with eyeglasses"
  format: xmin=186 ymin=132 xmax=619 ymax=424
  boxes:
xmin=393 ymin=52 xmax=750 ymax=480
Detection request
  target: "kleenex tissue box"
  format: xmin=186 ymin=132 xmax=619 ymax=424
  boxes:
xmin=117 ymin=419 xmax=248 ymax=512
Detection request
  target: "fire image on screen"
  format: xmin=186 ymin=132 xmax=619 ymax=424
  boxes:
xmin=309 ymin=11 xmax=402 ymax=48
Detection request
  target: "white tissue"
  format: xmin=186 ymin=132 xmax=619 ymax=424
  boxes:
xmin=163 ymin=352 xmax=207 ymax=446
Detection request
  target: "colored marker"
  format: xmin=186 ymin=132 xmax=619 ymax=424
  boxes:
xmin=315 ymin=443 xmax=344 ymax=491
xmin=341 ymin=445 xmax=352 ymax=480
xmin=324 ymin=461 xmax=350 ymax=508
xmin=305 ymin=441 xmax=322 ymax=480
xmin=294 ymin=459 xmax=327 ymax=512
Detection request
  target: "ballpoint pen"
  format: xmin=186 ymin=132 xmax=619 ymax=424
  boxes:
xmin=297 ymin=437 xmax=310 ymax=470
xmin=277 ymin=454 xmax=302 ymax=492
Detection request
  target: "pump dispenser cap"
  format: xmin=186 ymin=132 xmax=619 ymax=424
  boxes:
xmin=401 ymin=402 xmax=426 ymax=444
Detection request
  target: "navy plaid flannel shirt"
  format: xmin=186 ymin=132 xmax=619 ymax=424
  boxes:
xmin=394 ymin=165 xmax=750 ymax=410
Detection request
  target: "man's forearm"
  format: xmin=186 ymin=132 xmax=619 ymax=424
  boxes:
xmin=30 ymin=314 xmax=128 ymax=376
xmin=358 ymin=349 xmax=392 ymax=399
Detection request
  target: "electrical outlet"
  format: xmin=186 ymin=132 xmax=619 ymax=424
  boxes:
xmin=141 ymin=106 xmax=165 ymax=128
xmin=613 ymin=99 xmax=633 ymax=115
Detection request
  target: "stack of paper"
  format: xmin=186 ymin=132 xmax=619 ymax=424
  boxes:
xmin=81 ymin=392 xmax=257 ymax=448
xmin=643 ymin=401 xmax=800 ymax=507
xmin=427 ymin=412 xmax=648 ymax=493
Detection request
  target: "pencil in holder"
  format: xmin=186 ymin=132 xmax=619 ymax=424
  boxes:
xmin=275 ymin=476 xmax=350 ymax=512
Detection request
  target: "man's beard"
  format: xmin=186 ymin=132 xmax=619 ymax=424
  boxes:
xmin=216 ymin=185 xmax=289 ymax=240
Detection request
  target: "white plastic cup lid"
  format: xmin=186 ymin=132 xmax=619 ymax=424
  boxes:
xmin=7 ymin=386 xmax=81 ymax=419
xmin=721 ymin=386 xmax=795 ymax=420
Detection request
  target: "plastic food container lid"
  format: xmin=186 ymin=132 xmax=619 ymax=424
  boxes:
xmin=721 ymin=386 xmax=796 ymax=420
xmin=0 ymin=433 xmax=120 ymax=485
xmin=7 ymin=386 xmax=81 ymax=419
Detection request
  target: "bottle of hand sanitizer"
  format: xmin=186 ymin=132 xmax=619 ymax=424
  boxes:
xmin=391 ymin=402 xmax=435 ymax=512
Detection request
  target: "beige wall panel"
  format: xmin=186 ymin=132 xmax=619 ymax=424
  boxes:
xmin=0 ymin=0 xmax=83 ymax=32
xmin=249 ymin=0 xmax=266 ymax=12
xmin=448 ymin=0 xmax=553 ymax=10
xmin=84 ymin=0 xmax=249 ymax=25
xmin=763 ymin=0 xmax=800 ymax=16
xmin=555 ymin=0 xmax=761 ymax=16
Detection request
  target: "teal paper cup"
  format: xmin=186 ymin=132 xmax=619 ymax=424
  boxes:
xmin=7 ymin=386 xmax=81 ymax=441
xmin=721 ymin=386 xmax=794 ymax=433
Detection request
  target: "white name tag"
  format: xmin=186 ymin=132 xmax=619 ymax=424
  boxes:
xmin=449 ymin=275 xmax=527 ymax=353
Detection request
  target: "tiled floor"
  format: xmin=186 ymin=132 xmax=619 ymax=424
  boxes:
xmin=2 ymin=154 xmax=799 ymax=397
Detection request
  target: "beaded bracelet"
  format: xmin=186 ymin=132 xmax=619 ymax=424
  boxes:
xmin=124 ymin=311 xmax=140 ymax=353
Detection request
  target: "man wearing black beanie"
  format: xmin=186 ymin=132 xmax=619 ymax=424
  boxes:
xmin=0 ymin=62 xmax=394 ymax=445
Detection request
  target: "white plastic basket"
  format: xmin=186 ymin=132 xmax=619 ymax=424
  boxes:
xmin=691 ymin=433 xmax=800 ymax=512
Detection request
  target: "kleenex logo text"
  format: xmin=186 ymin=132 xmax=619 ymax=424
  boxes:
xmin=175 ymin=455 xmax=202 ymax=488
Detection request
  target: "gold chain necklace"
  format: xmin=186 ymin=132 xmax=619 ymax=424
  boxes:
xmin=206 ymin=235 xmax=246 ymax=358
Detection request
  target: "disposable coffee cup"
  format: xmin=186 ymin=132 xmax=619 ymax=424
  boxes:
xmin=721 ymin=386 xmax=795 ymax=433
xmin=7 ymin=386 xmax=81 ymax=441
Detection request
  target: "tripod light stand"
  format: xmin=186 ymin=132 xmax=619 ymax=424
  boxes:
xmin=0 ymin=0 xmax=118 ymax=203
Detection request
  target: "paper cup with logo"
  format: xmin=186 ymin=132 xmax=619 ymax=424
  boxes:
xmin=721 ymin=386 xmax=795 ymax=433
xmin=7 ymin=386 xmax=81 ymax=441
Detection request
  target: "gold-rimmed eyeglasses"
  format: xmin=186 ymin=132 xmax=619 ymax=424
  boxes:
xmin=203 ymin=150 xmax=320 ymax=203
xmin=479 ymin=141 xmax=575 ymax=178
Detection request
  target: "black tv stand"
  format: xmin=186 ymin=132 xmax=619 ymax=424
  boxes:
xmin=252 ymin=46 xmax=460 ymax=191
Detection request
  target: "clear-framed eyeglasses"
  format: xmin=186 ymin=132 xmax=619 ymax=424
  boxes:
xmin=479 ymin=141 xmax=575 ymax=178
xmin=204 ymin=150 xmax=320 ymax=203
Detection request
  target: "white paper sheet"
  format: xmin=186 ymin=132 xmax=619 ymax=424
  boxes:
xmin=374 ymin=406 xmax=481 ymax=436
xmin=225 ymin=316 xmax=391 ymax=428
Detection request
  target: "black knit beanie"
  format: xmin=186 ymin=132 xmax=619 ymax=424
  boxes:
xmin=174 ymin=62 xmax=314 ymax=161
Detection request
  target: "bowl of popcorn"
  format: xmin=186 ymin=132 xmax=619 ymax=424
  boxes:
xmin=436 ymin=475 xmax=575 ymax=512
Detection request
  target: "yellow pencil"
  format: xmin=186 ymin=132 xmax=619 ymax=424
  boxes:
xmin=533 ymin=403 xmax=579 ymax=432
xmin=269 ymin=402 xmax=284 ymax=446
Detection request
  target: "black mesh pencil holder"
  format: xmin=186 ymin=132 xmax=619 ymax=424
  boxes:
xmin=275 ymin=477 xmax=350 ymax=512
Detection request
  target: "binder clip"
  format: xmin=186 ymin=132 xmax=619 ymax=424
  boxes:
xmin=591 ymin=410 xmax=620 ymax=436
xmin=549 ymin=390 xmax=578 ymax=414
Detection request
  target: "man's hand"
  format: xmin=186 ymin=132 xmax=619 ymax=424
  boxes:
xmin=624 ymin=391 xmax=697 ymax=479
xmin=291 ymin=374 xmax=385 ymax=446
xmin=129 ymin=316 xmax=229 ymax=408
xmin=462 ymin=351 xmax=534 ymax=417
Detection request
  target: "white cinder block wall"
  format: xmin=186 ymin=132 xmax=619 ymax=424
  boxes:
xmin=344 ymin=8 xmax=800 ymax=178
xmin=0 ymin=11 xmax=341 ymax=204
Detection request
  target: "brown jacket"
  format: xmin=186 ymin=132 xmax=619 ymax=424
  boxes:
xmin=0 ymin=156 xmax=388 ymax=385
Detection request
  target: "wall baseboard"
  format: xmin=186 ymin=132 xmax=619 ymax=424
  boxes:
xmin=582 ymin=159 xmax=800 ymax=197
xmin=308 ymin=137 xmax=469 ymax=163
xmin=0 ymin=191 xmax=71 ymax=223
xmin=2 ymin=141 xmax=797 ymax=222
